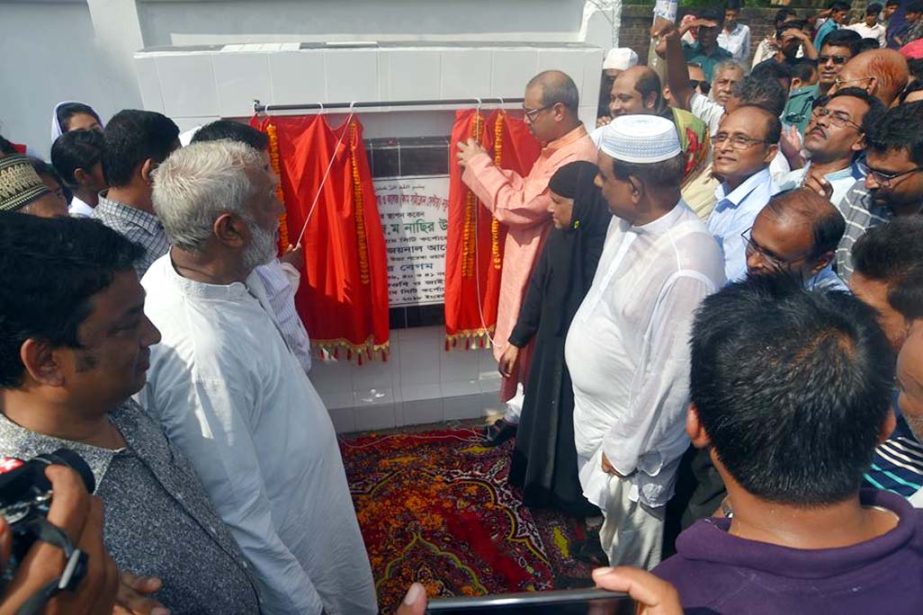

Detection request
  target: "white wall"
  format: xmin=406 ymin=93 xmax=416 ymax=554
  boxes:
xmin=136 ymin=44 xmax=603 ymax=138
xmin=137 ymin=0 xmax=588 ymax=46
xmin=316 ymin=326 xmax=504 ymax=433
xmin=0 ymin=1 xmax=142 ymax=156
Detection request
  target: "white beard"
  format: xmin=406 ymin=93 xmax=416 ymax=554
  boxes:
xmin=242 ymin=217 xmax=278 ymax=271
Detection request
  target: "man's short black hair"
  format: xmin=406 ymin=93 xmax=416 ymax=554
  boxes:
xmin=0 ymin=134 xmax=17 ymax=156
xmin=55 ymin=102 xmax=101 ymax=133
xmin=751 ymin=60 xmax=793 ymax=88
xmin=777 ymin=19 xmax=808 ymax=39
xmin=690 ymin=274 xmax=894 ymax=506
xmin=867 ymin=2 xmax=884 ymax=15
xmin=699 ymin=7 xmax=725 ymax=26
xmin=827 ymin=87 xmax=888 ymax=135
xmin=774 ymin=8 xmax=798 ymax=27
xmin=909 ymin=58 xmax=923 ymax=82
xmin=28 ymin=157 xmax=72 ymax=204
xmin=191 ymin=120 xmax=269 ymax=152
xmin=866 ymin=102 xmax=923 ymax=165
xmin=822 ymin=28 xmax=862 ymax=56
xmin=908 ymin=0 xmax=923 ymax=14
xmin=791 ymin=60 xmax=819 ymax=83
xmin=829 ymin=0 xmax=851 ymax=11
xmin=886 ymin=0 xmax=900 ymax=6
xmin=51 ymin=129 xmax=105 ymax=187
xmin=852 ymin=216 xmax=923 ymax=322
xmin=725 ymin=0 xmax=742 ymax=12
xmin=899 ymin=79 xmax=923 ymax=104
xmin=0 ymin=213 xmax=144 ymax=388
xmin=733 ymin=75 xmax=788 ymax=118
xmin=858 ymin=37 xmax=882 ymax=53
xmin=102 ymin=109 xmax=179 ymax=187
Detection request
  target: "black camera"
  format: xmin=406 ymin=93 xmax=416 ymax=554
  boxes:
xmin=0 ymin=449 xmax=95 ymax=584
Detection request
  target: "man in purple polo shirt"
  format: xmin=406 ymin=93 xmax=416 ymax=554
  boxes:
xmin=654 ymin=274 xmax=923 ymax=613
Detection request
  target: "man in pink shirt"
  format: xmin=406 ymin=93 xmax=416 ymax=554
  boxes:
xmin=457 ymin=70 xmax=598 ymax=446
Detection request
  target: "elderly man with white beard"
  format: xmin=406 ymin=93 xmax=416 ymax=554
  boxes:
xmin=138 ymin=141 xmax=377 ymax=615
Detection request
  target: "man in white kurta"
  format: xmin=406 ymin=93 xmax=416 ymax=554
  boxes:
xmin=138 ymin=141 xmax=376 ymax=615
xmin=565 ymin=116 xmax=725 ymax=569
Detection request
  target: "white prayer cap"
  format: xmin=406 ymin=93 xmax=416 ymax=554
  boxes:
xmin=598 ymin=115 xmax=681 ymax=164
xmin=602 ymin=48 xmax=639 ymax=71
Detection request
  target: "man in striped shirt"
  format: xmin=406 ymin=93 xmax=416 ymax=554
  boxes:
xmin=852 ymin=217 xmax=923 ymax=499
xmin=835 ymin=102 xmax=923 ymax=281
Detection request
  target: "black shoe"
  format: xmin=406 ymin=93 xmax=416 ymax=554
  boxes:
xmin=481 ymin=419 xmax=517 ymax=447
xmin=574 ymin=528 xmax=609 ymax=566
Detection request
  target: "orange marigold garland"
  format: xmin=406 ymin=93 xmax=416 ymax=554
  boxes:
xmin=461 ymin=112 xmax=483 ymax=278
xmin=265 ymin=123 xmax=291 ymax=251
xmin=349 ymin=121 xmax=371 ymax=285
xmin=491 ymin=113 xmax=504 ymax=270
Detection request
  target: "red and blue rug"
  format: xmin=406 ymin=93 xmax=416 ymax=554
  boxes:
xmin=340 ymin=423 xmax=593 ymax=612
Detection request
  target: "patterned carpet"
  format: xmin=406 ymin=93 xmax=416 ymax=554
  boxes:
xmin=339 ymin=422 xmax=594 ymax=613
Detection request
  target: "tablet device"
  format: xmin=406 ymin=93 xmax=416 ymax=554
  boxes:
xmin=425 ymin=587 xmax=632 ymax=614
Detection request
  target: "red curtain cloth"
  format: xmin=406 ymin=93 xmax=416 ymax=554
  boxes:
xmin=444 ymin=109 xmax=541 ymax=349
xmin=252 ymin=114 xmax=390 ymax=363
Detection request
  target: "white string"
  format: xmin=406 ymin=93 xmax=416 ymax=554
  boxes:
xmin=293 ymin=102 xmax=356 ymax=247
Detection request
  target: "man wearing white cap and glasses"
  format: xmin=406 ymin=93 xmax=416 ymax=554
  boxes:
xmin=565 ymin=115 xmax=725 ymax=569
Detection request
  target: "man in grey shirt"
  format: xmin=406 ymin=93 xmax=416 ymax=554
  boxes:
xmin=0 ymin=212 xmax=260 ymax=613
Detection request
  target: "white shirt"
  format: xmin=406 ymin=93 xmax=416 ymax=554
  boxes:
xmin=709 ymin=168 xmax=778 ymax=283
xmin=139 ymin=255 xmax=377 ymax=615
xmin=848 ymin=22 xmax=887 ymax=47
xmin=690 ymin=92 xmax=724 ymax=137
xmin=566 ymin=203 xmax=725 ymax=510
xmin=255 ymin=260 xmax=312 ymax=373
xmin=718 ymin=23 xmax=752 ymax=64
xmin=910 ymin=487 xmax=923 ymax=508
xmin=68 ymin=195 xmax=94 ymax=218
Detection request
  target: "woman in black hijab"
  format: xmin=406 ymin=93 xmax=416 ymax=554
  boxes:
xmin=504 ymin=160 xmax=612 ymax=521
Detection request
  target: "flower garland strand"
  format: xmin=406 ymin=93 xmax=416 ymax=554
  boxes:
xmin=461 ymin=112 xmax=483 ymax=278
xmin=265 ymin=123 xmax=291 ymax=251
xmin=349 ymin=121 xmax=371 ymax=286
xmin=491 ymin=113 xmax=504 ymax=270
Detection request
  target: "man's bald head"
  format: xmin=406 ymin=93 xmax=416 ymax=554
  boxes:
xmin=622 ymin=66 xmax=663 ymax=101
xmin=747 ymin=188 xmax=845 ymax=280
xmin=763 ymin=188 xmax=845 ymax=259
xmin=834 ymin=49 xmax=910 ymax=106
xmin=526 ymin=70 xmax=580 ymax=115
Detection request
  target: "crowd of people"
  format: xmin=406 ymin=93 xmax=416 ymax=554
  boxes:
xmin=1 ymin=1 xmax=923 ymax=613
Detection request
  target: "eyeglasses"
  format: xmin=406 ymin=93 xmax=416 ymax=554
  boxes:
xmin=866 ymin=166 xmax=923 ymax=188
xmin=818 ymin=54 xmax=849 ymax=65
xmin=522 ymin=104 xmax=553 ymax=122
xmin=741 ymin=228 xmax=813 ymax=270
xmin=712 ymin=132 xmax=771 ymax=149
xmin=811 ymin=106 xmax=863 ymax=132
xmin=833 ymin=76 xmax=874 ymax=89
